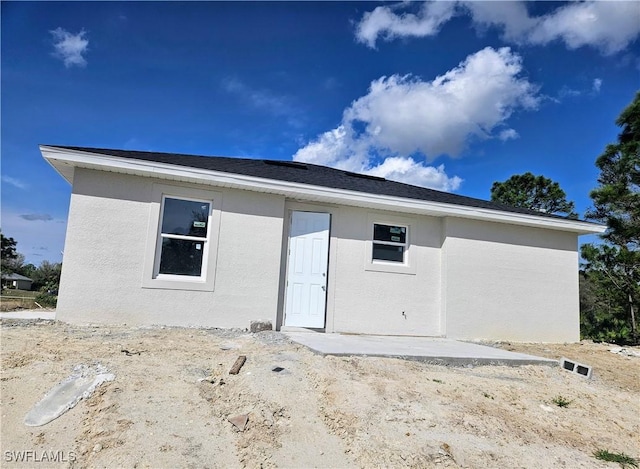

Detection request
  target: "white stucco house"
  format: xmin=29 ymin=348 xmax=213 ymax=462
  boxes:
xmin=42 ymin=145 xmax=605 ymax=342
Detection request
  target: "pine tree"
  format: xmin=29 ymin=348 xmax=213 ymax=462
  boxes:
xmin=581 ymin=92 xmax=640 ymax=344
xmin=490 ymin=172 xmax=578 ymax=218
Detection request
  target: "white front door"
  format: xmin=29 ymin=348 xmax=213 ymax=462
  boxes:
xmin=284 ymin=211 xmax=330 ymax=328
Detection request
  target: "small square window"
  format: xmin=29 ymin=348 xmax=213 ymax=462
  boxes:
xmin=372 ymin=223 xmax=408 ymax=263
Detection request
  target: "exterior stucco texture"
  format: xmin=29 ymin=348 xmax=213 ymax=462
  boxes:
xmin=325 ymin=206 xmax=442 ymax=337
xmin=442 ymin=218 xmax=580 ymax=342
xmin=56 ymin=168 xmax=582 ymax=342
xmin=57 ymin=169 xmax=284 ymax=328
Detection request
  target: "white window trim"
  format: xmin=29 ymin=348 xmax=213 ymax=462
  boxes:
xmin=365 ymin=213 xmax=417 ymax=275
xmin=372 ymin=223 xmax=408 ymax=261
xmin=142 ymin=184 xmax=222 ymax=291
xmin=155 ymin=194 xmax=211 ymax=281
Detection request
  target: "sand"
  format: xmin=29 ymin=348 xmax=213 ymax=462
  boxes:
xmin=1 ymin=319 xmax=638 ymax=468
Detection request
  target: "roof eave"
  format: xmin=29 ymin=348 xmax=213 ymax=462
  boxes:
xmin=40 ymin=145 xmax=606 ymax=235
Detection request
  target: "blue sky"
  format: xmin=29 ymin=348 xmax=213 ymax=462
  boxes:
xmin=2 ymin=1 xmax=639 ymax=265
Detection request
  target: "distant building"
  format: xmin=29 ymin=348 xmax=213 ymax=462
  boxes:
xmin=1 ymin=273 xmax=33 ymax=291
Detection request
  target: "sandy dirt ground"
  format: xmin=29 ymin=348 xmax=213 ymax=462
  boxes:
xmin=1 ymin=319 xmax=638 ymax=469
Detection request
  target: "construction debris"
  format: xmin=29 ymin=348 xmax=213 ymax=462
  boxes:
xmin=609 ymin=347 xmax=640 ymax=358
xmin=198 ymin=377 xmax=216 ymax=384
xmin=560 ymin=357 xmax=593 ymax=378
xmin=219 ymin=343 xmax=239 ymax=350
xmin=250 ymin=320 xmax=272 ymax=333
xmin=228 ymin=414 xmax=249 ymax=431
xmin=24 ymin=364 xmax=115 ymax=427
xmin=229 ymin=355 xmax=247 ymax=375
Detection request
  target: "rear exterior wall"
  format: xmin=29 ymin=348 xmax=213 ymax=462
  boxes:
xmin=324 ymin=206 xmax=443 ymax=336
xmin=56 ymin=168 xmax=285 ymax=328
xmin=441 ymin=217 xmax=580 ymax=342
xmin=57 ymin=169 xmax=581 ymax=342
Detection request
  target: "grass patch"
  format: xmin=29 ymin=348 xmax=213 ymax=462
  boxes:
xmin=551 ymin=395 xmax=573 ymax=408
xmin=482 ymin=392 xmax=494 ymax=400
xmin=0 ymin=289 xmax=56 ymax=311
xmin=1 ymin=289 xmax=39 ymax=298
xmin=594 ymin=449 xmax=638 ymax=468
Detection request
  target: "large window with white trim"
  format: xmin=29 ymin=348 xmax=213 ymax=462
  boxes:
xmin=372 ymin=223 xmax=407 ymax=263
xmin=157 ymin=197 xmax=211 ymax=277
xmin=143 ymin=184 xmax=222 ymax=291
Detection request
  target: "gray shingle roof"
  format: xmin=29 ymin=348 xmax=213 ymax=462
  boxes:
xmin=48 ymin=145 xmax=578 ymax=221
xmin=1 ymin=273 xmax=33 ymax=281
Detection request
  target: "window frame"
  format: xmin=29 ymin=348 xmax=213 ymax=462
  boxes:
xmin=155 ymin=195 xmax=211 ymax=279
xmin=364 ymin=213 xmax=416 ymax=275
xmin=372 ymin=223 xmax=408 ymax=264
xmin=142 ymin=184 xmax=222 ymax=291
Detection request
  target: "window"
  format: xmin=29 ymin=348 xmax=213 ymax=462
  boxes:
xmin=365 ymin=214 xmax=415 ymax=275
xmin=142 ymin=184 xmax=222 ymax=291
xmin=372 ymin=224 xmax=407 ymax=263
xmin=157 ymin=197 xmax=211 ymax=277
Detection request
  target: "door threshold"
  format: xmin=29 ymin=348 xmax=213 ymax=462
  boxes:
xmin=280 ymin=326 xmax=325 ymax=333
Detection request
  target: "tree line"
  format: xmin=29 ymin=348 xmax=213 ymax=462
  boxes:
xmin=1 ymin=232 xmax=62 ymax=293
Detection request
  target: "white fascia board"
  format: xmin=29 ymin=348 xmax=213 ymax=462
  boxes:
xmin=40 ymin=145 xmax=606 ymax=235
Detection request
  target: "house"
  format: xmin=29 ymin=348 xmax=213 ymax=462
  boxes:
xmin=1 ymin=273 xmax=34 ymax=291
xmin=41 ymin=145 xmax=605 ymax=342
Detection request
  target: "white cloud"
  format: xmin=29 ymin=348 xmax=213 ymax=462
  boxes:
xmin=462 ymin=1 xmax=535 ymax=42
xmin=528 ymin=2 xmax=640 ymax=55
xmin=50 ymin=27 xmax=89 ymax=67
xmin=355 ymin=1 xmax=640 ymax=55
xmin=294 ymin=47 xmax=538 ymax=191
xmin=355 ymin=1 xmax=457 ymax=48
xmin=592 ymin=78 xmax=603 ymax=93
xmin=498 ymin=128 xmax=519 ymax=141
xmin=294 ymin=125 xmax=353 ymax=168
xmin=293 ymin=125 xmax=462 ymax=191
xmin=2 ymin=175 xmax=28 ymax=190
xmin=368 ymin=158 xmax=462 ymax=192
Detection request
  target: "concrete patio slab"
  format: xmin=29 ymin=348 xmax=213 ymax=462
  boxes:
xmin=0 ymin=310 xmax=56 ymax=320
xmin=284 ymin=332 xmax=557 ymax=367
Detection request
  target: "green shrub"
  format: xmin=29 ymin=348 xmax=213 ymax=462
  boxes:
xmin=593 ymin=449 xmax=638 ymax=468
xmin=551 ymin=395 xmax=572 ymax=408
xmin=35 ymin=293 xmax=57 ymax=308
